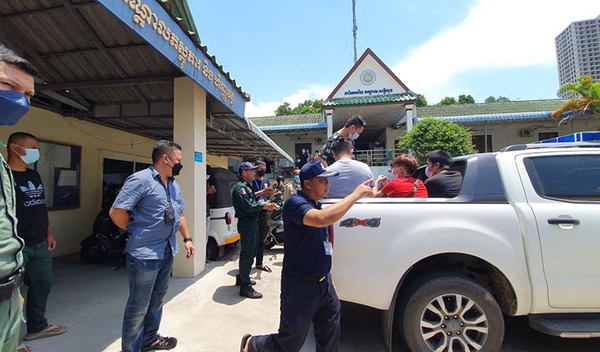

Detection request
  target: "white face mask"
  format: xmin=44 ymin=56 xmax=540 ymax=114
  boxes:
xmin=348 ymin=132 xmax=359 ymax=140
xmin=17 ymin=146 xmax=40 ymax=165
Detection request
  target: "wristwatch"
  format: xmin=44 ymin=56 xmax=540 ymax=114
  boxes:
xmin=183 ymin=237 xmax=193 ymax=243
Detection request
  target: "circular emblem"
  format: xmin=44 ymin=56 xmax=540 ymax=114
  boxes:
xmin=360 ymin=69 xmax=376 ymax=85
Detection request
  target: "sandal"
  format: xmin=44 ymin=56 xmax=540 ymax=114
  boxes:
xmin=17 ymin=343 xmax=33 ymax=352
xmin=23 ymin=324 xmax=67 ymax=341
xmin=240 ymin=333 xmax=252 ymax=352
xmin=141 ymin=334 xmax=178 ymax=351
xmin=256 ymin=265 xmax=272 ymax=273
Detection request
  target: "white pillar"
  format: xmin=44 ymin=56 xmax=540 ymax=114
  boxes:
xmin=405 ymin=103 xmax=415 ymax=132
xmin=325 ymin=109 xmax=333 ymax=137
xmin=173 ymin=77 xmax=207 ymax=277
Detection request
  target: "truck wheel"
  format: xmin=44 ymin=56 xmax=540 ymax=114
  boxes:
xmin=206 ymin=238 xmax=218 ymax=261
xmin=400 ymin=272 xmax=504 ymax=352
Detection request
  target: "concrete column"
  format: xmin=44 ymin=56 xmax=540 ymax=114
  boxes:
xmin=173 ymin=76 xmax=207 ymax=277
xmin=325 ymin=109 xmax=333 ymax=137
xmin=405 ymin=103 xmax=415 ymax=132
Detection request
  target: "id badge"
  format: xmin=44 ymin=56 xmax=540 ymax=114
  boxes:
xmin=323 ymin=241 xmax=333 ymax=256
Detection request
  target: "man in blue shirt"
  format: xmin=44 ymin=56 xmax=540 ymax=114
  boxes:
xmin=110 ymin=140 xmax=195 ymax=352
xmin=241 ymin=161 xmax=373 ymax=352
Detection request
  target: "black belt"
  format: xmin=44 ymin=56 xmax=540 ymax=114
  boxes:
xmin=284 ymin=270 xmax=327 ymax=283
xmin=0 ymin=267 xmax=24 ymax=301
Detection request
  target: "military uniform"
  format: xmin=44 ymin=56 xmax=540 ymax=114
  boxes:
xmin=0 ymin=153 xmax=25 ymax=352
xmin=231 ymin=179 xmax=263 ymax=288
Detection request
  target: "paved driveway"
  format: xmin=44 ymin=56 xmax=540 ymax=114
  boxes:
xmin=20 ymin=245 xmax=600 ymax=351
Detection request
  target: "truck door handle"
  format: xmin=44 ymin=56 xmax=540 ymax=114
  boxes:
xmin=547 ymin=218 xmax=580 ymax=225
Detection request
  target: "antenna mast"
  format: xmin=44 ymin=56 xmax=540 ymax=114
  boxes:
xmin=352 ymin=0 xmax=358 ymax=63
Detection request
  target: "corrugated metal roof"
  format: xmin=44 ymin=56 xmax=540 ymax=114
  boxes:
xmin=323 ymin=93 xmax=417 ymax=107
xmin=259 ymin=123 xmax=328 ymax=131
xmin=249 ymin=114 xmax=322 ymax=127
xmin=0 ymin=0 xmax=287 ymax=161
xmin=415 ymin=111 xmax=554 ymax=123
xmin=416 ymin=99 xmax=567 ymax=117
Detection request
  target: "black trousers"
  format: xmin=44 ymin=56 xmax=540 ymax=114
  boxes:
xmin=249 ymin=273 xmax=341 ymax=352
xmin=255 ymin=211 xmax=268 ymax=267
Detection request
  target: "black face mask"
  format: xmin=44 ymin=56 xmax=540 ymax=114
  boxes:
xmin=168 ymin=156 xmax=183 ymax=176
xmin=172 ymin=162 xmax=183 ymax=176
xmin=257 ymin=170 xmax=266 ymax=177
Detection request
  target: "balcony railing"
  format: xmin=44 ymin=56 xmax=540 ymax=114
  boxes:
xmin=355 ymin=148 xmax=403 ymax=166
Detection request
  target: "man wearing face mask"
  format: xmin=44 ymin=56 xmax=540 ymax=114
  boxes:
xmin=282 ymin=168 xmax=301 ymax=201
xmin=318 ymin=115 xmax=366 ymax=167
xmin=232 ymin=162 xmax=278 ymax=299
xmin=424 ymin=150 xmax=463 ymax=198
xmin=110 ymin=140 xmax=195 ymax=352
xmin=0 ymin=44 xmax=37 ymax=352
xmin=7 ymin=132 xmax=68 ymax=345
xmin=251 ymin=161 xmax=274 ymax=273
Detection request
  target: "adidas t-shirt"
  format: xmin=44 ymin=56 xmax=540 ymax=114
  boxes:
xmin=13 ymin=168 xmax=49 ymax=246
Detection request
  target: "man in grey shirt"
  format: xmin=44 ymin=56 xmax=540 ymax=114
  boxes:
xmin=326 ymin=137 xmax=374 ymax=198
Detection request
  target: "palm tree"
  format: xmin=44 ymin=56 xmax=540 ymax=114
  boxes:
xmin=552 ymin=75 xmax=600 ymax=126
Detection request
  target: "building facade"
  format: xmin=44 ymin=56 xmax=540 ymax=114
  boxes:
xmin=555 ymin=15 xmax=600 ymax=97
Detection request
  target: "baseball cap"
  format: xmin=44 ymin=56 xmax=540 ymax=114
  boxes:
xmin=300 ymin=161 xmax=339 ymax=183
xmin=238 ymin=162 xmax=259 ymax=175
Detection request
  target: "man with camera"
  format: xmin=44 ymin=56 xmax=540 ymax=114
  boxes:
xmin=110 ymin=140 xmax=195 ymax=352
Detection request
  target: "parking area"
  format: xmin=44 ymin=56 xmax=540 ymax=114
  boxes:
xmin=20 ymin=245 xmax=600 ymax=352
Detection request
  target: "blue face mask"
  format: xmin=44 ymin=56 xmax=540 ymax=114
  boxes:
xmin=294 ymin=175 xmax=300 ymax=183
xmin=17 ymin=146 xmax=40 ymax=165
xmin=0 ymin=91 xmax=30 ymax=126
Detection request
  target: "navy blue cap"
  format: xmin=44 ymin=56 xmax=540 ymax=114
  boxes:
xmin=300 ymin=161 xmax=339 ymax=183
xmin=238 ymin=162 xmax=259 ymax=175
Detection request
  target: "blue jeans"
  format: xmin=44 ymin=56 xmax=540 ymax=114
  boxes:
xmin=122 ymin=245 xmax=173 ymax=352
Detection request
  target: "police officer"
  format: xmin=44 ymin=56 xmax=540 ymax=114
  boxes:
xmin=240 ymin=161 xmax=374 ymax=352
xmin=232 ymin=162 xmax=278 ymax=299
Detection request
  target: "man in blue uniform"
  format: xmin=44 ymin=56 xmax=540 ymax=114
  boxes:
xmin=241 ymin=161 xmax=374 ymax=351
xmin=232 ymin=162 xmax=278 ymax=299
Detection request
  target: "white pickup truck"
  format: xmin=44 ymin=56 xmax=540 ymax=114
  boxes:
xmin=325 ymin=141 xmax=600 ymax=352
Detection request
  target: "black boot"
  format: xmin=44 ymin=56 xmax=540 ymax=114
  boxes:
xmin=240 ymin=285 xmax=263 ymax=299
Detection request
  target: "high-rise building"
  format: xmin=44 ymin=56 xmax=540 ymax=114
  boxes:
xmin=555 ymin=15 xmax=600 ymax=98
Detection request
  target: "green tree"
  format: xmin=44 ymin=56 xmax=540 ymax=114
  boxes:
xmin=396 ymin=118 xmax=475 ymax=164
xmin=552 ymin=75 xmax=600 ymax=125
xmin=438 ymin=96 xmax=457 ymax=106
xmin=275 ymin=102 xmax=292 ymax=116
xmin=458 ymin=94 xmax=475 ymax=104
xmin=275 ymin=99 xmax=322 ymax=115
xmin=496 ymin=96 xmax=511 ymax=102
xmin=416 ymin=95 xmax=428 ymax=107
xmin=484 ymin=96 xmax=497 ymax=103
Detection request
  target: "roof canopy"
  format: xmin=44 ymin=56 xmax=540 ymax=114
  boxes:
xmin=0 ymin=0 xmax=291 ymax=162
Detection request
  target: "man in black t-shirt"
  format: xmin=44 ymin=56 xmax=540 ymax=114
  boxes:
xmin=7 ymin=132 xmax=67 ymax=342
xmin=424 ymin=150 xmax=463 ymax=198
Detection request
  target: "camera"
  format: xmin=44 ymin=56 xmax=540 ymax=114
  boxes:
xmin=165 ymin=203 xmax=176 ymax=224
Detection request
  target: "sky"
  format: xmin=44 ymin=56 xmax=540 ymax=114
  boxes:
xmin=189 ymin=1 xmax=600 ymax=117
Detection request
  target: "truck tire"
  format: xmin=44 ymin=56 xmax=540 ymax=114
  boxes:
xmin=399 ymin=272 xmax=504 ymax=352
xmin=206 ymin=238 xmax=219 ymax=261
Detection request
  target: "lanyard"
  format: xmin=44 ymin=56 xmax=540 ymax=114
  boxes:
xmin=254 ymin=179 xmax=263 ymax=191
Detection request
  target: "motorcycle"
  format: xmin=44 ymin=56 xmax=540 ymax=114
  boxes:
xmin=80 ymin=185 xmax=128 ymax=268
xmin=264 ymin=198 xmax=284 ymax=249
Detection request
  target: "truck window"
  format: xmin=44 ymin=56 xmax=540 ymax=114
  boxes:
xmin=524 ymin=154 xmax=600 ymax=202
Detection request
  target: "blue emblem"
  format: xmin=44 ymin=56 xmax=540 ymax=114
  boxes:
xmin=360 ymin=69 xmax=376 ymax=85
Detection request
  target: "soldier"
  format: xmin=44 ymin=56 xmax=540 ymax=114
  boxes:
xmin=232 ymin=162 xmax=278 ymax=299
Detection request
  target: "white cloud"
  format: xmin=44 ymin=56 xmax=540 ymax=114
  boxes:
xmin=245 ymin=84 xmax=332 ymax=117
xmin=392 ymin=0 xmax=600 ymax=102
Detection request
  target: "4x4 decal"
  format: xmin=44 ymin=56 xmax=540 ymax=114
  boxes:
xmin=339 ymin=217 xmax=381 ymax=228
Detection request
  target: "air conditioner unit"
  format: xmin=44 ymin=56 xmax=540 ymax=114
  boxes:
xmin=520 ymin=129 xmax=532 ymax=138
